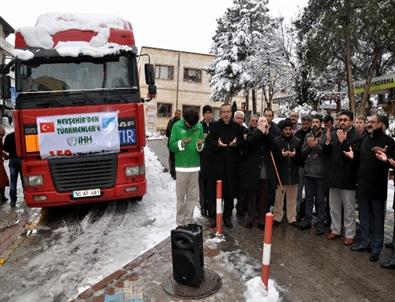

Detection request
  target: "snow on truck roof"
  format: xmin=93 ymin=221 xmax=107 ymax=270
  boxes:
xmin=13 ymin=13 xmax=136 ymax=60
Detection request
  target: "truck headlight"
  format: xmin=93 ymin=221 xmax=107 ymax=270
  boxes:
xmin=28 ymin=175 xmax=43 ymax=186
xmin=125 ymin=166 xmax=139 ymax=177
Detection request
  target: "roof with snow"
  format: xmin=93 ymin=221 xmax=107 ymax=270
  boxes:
xmin=13 ymin=13 xmax=136 ymax=60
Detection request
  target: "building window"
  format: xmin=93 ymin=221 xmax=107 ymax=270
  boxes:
xmin=182 ymin=105 xmax=200 ymax=115
xmin=183 ymin=68 xmax=202 ymax=83
xmin=155 ymin=65 xmax=174 ymax=80
xmin=157 ymin=103 xmax=173 ymax=118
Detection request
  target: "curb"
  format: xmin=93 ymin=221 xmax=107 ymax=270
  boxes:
xmin=72 ymin=239 xmax=167 ymax=302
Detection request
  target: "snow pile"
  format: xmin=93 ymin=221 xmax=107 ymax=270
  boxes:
xmin=146 ymin=130 xmax=165 ymax=141
xmin=14 ymin=13 xmax=135 ymax=60
xmin=388 ymin=116 xmax=395 ymax=137
xmin=244 ymin=277 xmax=280 ymax=302
xmin=213 ymin=249 xmax=281 ymax=301
xmin=278 ymin=103 xmax=313 ymax=118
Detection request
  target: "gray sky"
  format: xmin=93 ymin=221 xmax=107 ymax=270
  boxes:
xmin=3 ymin=0 xmax=307 ymax=53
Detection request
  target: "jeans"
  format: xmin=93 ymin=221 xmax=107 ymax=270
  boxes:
xmin=9 ymin=158 xmax=22 ymax=203
xmin=304 ymin=176 xmax=326 ymax=229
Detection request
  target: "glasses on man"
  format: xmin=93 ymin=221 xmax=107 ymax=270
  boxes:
xmin=338 ymin=118 xmax=350 ymax=122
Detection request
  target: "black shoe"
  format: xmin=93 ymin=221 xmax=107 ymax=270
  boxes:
xmin=369 ymin=253 xmax=380 ymax=262
xmin=273 ymin=220 xmax=281 ymax=225
xmin=224 ymin=218 xmax=233 ymax=229
xmin=351 ymin=244 xmax=370 ymax=252
xmin=200 ymin=208 xmax=208 ymax=217
xmin=385 ymin=242 xmax=394 ymax=249
xmin=316 ymin=229 xmax=325 ymax=236
xmin=298 ymin=223 xmax=312 ymax=230
xmin=380 ymin=258 xmax=395 ymax=269
xmin=245 ymin=222 xmax=253 ymax=228
xmin=289 ymin=222 xmax=298 ymax=227
xmin=258 ymin=223 xmax=265 ymax=231
xmin=210 ymin=219 xmax=216 ymax=228
xmin=10 ymin=201 xmax=16 ymax=208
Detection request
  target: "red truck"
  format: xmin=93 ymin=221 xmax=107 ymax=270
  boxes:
xmin=0 ymin=13 xmax=156 ymax=207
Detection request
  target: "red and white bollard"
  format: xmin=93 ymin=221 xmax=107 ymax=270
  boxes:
xmin=261 ymin=212 xmax=273 ymax=290
xmin=216 ymin=180 xmax=223 ymax=237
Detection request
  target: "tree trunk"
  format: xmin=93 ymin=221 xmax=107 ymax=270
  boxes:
xmin=345 ymin=36 xmax=355 ymax=114
xmin=244 ymin=85 xmax=249 ymax=113
xmin=263 ymin=86 xmax=270 ymax=109
xmin=252 ymin=88 xmax=257 ymax=114
xmin=358 ymin=48 xmax=381 ymax=117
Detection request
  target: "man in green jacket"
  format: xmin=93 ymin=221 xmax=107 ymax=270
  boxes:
xmin=169 ymin=108 xmax=204 ymax=227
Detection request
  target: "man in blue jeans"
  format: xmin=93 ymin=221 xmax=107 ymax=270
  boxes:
xmin=4 ymin=131 xmax=22 ymax=207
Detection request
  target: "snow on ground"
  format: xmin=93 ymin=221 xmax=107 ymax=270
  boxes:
xmin=244 ymin=278 xmax=280 ymax=302
xmin=145 ymin=130 xmax=165 ymax=141
xmin=212 ymin=249 xmax=282 ymax=302
xmin=0 ymin=146 xmax=178 ymax=302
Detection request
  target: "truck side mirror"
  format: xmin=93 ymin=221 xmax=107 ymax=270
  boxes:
xmin=144 ymin=63 xmax=155 ymax=85
xmin=0 ymin=75 xmax=11 ymax=99
xmin=144 ymin=63 xmax=156 ymax=100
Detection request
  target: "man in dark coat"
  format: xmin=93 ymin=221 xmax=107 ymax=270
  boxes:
xmin=206 ymin=104 xmax=244 ymax=228
xmin=199 ymin=105 xmax=213 ymax=217
xmin=299 ymin=114 xmax=327 ymax=234
xmin=295 ymin=115 xmax=311 ymax=221
xmin=4 ymin=131 xmax=23 ymax=207
xmin=264 ymin=108 xmax=281 ymax=138
xmin=241 ymin=116 xmax=275 ymax=229
xmin=374 ymin=148 xmax=395 ymax=269
xmin=273 ymin=118 xmax=301 ymax=225
xmin=323 ymin=110 xmax=362 ymax=246
xmin=166 ymin=109 xmax=181 ymax=179
xmin=345 ymin=113 xmax=395 ymax=262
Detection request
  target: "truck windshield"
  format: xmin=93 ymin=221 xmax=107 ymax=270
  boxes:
xmin=18 ymin=55 xmax=137 ymax=93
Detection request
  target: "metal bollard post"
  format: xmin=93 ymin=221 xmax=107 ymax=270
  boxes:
xmin=216 ymin=180 xmax=223 ymax=237
xmin=261 ymin=212 xmax=273 ymax=290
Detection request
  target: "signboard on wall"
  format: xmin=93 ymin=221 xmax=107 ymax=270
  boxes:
xmin=354 ymin=73 xmax=395 ymax=94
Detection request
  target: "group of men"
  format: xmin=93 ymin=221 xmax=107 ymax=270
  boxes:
xmin=167 ymin=104 xmax=395 ymax=270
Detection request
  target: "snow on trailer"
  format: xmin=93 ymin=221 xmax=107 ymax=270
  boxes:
xmin=13 ymin=13 xmax=136 ymax=59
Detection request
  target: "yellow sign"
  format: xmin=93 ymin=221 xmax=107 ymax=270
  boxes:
xmin=354 ymin=73 xmax=395 ymax=94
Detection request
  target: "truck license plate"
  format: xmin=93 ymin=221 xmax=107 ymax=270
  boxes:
xmin=72 ymin=188 xmax=101 ymax=199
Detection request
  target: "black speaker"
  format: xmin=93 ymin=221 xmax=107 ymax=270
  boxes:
xmin=171 ymin=224 xmax=204 ymax=287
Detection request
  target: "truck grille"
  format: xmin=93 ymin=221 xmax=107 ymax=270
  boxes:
xmin=49 ymin=154 xmax=117 ymax=192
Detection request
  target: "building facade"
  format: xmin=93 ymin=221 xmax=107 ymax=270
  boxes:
xmin=0 ymin=16 xmax=14 ymax=66
xmin=138 ymin=46 xmax=247 ymax=132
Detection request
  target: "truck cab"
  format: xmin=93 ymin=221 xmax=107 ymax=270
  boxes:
xmin=0 ymin=13 xmax=156 ymax=207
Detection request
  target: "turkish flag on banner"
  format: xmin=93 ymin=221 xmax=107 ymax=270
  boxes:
xmin=40 ymin=122 xmax=55 ymax=133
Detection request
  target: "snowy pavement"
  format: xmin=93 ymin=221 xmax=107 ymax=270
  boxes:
xmin=0 ymin=147 xmax=178 ymax=302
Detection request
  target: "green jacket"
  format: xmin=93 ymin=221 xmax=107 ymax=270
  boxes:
xmin=169 ymin=120 xmax=204 ymax=172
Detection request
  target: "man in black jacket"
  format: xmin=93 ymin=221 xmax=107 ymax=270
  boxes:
xmin=199 ymin=105 xmax=213 ymax=216
xmin=299 ymin=114 xmax=327 ymax=234
xmin=4 ymin=131 xmax=22 ymax=207
xmin=323 ymin=110 xmax=361 ymax=246
xmin=295 ymin=115 xmax=311 ymax=221
xmin=166 ymin=109 xmax=181 ymax=179
xmin=273 ymin=119 xmax=301 ymax=225
xmin=206 ymin=104 xmax=244 ymax=228
xmin=344 ymin=113 xmax=395 ymax=262
xmin=241 ymin=117 xmax=275 ymax=230
xmin=374 ymin=148 xmax=395 ymax=269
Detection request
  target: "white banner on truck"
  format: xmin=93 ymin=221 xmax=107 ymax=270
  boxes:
xmin=37 ymin=111 xmax=120 ymax=159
